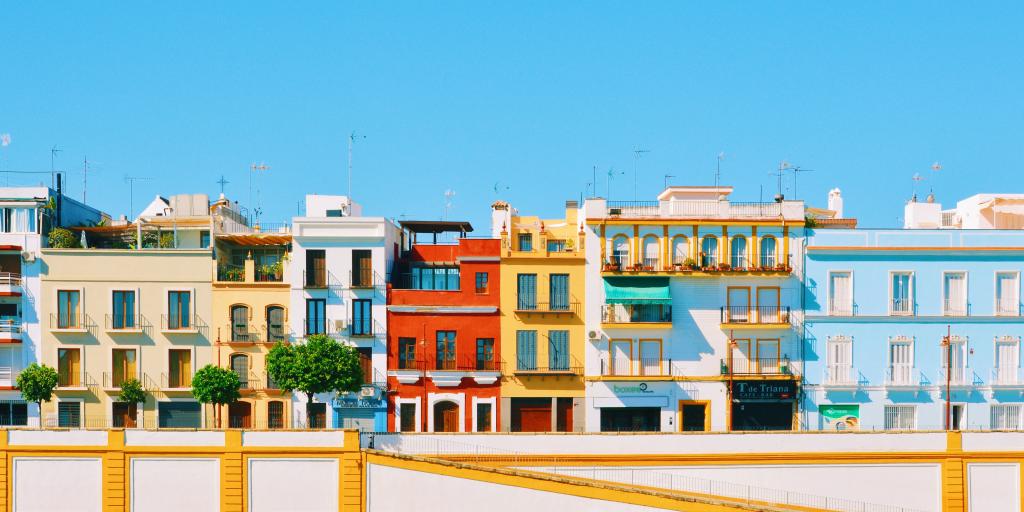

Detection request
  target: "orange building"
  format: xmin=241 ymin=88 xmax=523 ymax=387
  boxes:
xmin=386 ymin=222 xmax=502 ymax=432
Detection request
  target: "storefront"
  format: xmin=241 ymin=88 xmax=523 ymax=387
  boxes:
xmin=589 ymin=382 xmax=672 ymax=432
xmin=730 ymin=380 xmax=797 ymax=431
xmin=333 ymin=388 xmax=387 ymax=431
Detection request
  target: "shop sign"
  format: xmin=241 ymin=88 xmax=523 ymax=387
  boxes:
xmin=732 ymin=380 xmax=796 ymax=400
xmin=820 ymin=404 xmax=860 ymax=431
xmin=611 ymin=382 xmax=655 ymax=394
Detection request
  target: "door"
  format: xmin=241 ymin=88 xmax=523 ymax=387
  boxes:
xmin=433 ymin=401 xmax=459 ymax=432
xmin=610 ymin=341 xmax=632 ymax=376
xmin=231 ymin=305 xmax=249 ymax=341
xmin=228 ymin=401 xmax=252 ymax=429
xmin=756 ymin=339 xmax=781 ymax=374
xmin=826 ymin=338 xmax=853 ymax=383
xmin=352 ymin=299 xmax=372 ymax=335
xmin=338 ymin=409 xmax=376 ymax=431
xmin=306 ymin=250 xmax=326 ymax=287
xmin=756 ymin=287 xmax=781 ymax=323
xmin=517 ymin=274 xmax=537 ymax=310
xmin=230 ymin=354 xmax=249 ymax=389
xmin=266 ymin=306 xmax=285 ymax=341
xmin=113 ymin=402 xmax=137 ymax=428
xmin=679 ymin=402 xmax=708 ymax=432
xmin=267 ymin=401 xmax=284 ymax=429
xmin=889 ymin=341 xmax=913 ymax=384
xmin=996 ymin=341 xmax=1019 ymax=384
xmin=638 ymin=340 xmax=661 ymax=375
xmin=352 ymin=250 xmax=372 ymax=287
xmin=942 ymin=341 xmax=967 ymax=383
xmin=891 ymin=273 xmax=912 ymax=314
xmin=158 ymin=402 xmax=201 ymax=428
xmin=829 ymin=272 xmax=852 ymax=314
xmin=732 ymin=339 xmax=751 ymax=374
xmin=399 ymin=403 xmax=417 ymax=432
xmin=556 ymin=397 xmax=573 ymax=432
xmin=511 ymin=398 xmax=551 ymax=432
xmin=726 ymin=288 xmax=750 ymax=323
xmin=357 ymin=348 xmax=373 ymax=383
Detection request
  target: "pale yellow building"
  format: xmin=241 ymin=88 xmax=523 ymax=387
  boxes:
xmin=492 ymin=200 xmax=586 ymax=431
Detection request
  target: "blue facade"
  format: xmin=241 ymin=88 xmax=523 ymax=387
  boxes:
xmin=802 ymin=229 xmax=1024 ymax=431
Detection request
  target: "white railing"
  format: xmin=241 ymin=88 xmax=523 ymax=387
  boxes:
xmin=937 ymin=367 xmax=970 ymax=386
xmin=0 ymin=366 xmax=17 ymax=387
xmin=942 ymin=299 xmax=967 ymax=316
xmin=827 ymin=299 xmax=853 ymax=316
xmin=889 ymin=299 xmax=914 ymax=315
xmin=885 ymin=366 xmax=918 ymax=386
xmin=0 ymin=273 xmax=21 ymax=287
xmin=823 ymin=365 xmax=857 ymax=386
xmin=991 ymin=367 xmax=1024 ymax=386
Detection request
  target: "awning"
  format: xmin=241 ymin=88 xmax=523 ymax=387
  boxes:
xmin=603 ymin=277 xmax=671 ymax=305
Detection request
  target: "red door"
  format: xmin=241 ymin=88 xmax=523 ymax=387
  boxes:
xmin=512 ymin=398 xmax=552 ymax=432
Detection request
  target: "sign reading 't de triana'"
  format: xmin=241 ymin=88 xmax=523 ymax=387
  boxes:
xmin=732 ymin=380 xmax=796 ymax=400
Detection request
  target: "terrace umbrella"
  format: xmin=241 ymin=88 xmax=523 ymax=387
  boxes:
xmin=79 ymin=230 xmax=88 ymax=249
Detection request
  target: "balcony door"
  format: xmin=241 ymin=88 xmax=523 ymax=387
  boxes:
xmin=826 ymin=337 xmax=852 ymax=383
xmin=889 ymin=340 xmax=914 ymax=384
xmin=828 ymin=271 xmax=852 ymax=314
xmin=996 ymin=339 xmax=1020 ymax=384
xmin=941 ymin=339 xmax=967 ymax=383
xmin=733 ymin=339 xmax=751 ymax=374
xmin=756 ymin=287 xmax=780 ymax=323
xmin=266 ymin=306 xmax=285 ymax=341
xmin=231 ymin=305 xmax=250 ymax=341
xmin=890 ymin=272 xmax=913 ymax=315
xmin=726 ymin=287 xmax=750 ymax=323
xmin=352 ymin=250 xmax=372 ymax=287
xmin=756 ymin=339 xmax=780 ymax=373
xmin=609 ymin=340 xmax=632 ymax=376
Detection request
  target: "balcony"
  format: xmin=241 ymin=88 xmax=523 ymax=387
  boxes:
xmin=513 ymin=356 xmax=583 ymax=376
xmin=347 ymin=319 xmax=385 ymax=339
xmin=889 ymin=299 xmax=915 ymax=316
xmin=0 ymin=273 xmax=23 ymax=296
xmin=0 ymin=366 xmax=19 ymax=388
xmin=239 ymin=371 xmax=281 ymax=392
xmin=601 ymin=259 xmax=791 ymax=277
xmin=822 ymin=365 xmax=859 ymax=389
xmin=220 ymin=325 xmax=285 ymax=344
xmin=423 ymin=357 xmax=502 ymax=386
xmin=350 ymin=269 xmax=383 ymax=289
xmin=601 ymin=304 xmax=672 ymax=328
xmin=101 ymin=372 xmax=151 ymax=392
xmin=720 ymin=306 xmax=791 ymax=328
xmin=513 ymin=301 xmax=581 ymax=317
xmin=942 ymin=299 xmax=968 ymax=317
xmin=303 ymin=269 xmax=330 ymax=289
xmin=0 ymin=319 xmax=22 ymax=342
xmin=57 ymin=371 xmax=92 ymax=390
xmin=104 ymin=314 xmax=144 ymax=334
xmin=605 ymin=200 xmax=792 ymax=220
xmin=937 ymin=367 xmax=977 ymax=388
xmin=216 ymin=263 xmax=246 ymax=282
xmin=884 ymin=366 xmax=921 ymax=388
xmin=990 ymin=368 xmax=1024 ymax=388
xmin=827 ymin=300 xmax=854 ymax=316
xmin=722 ymin=357 xmax=794 ymax=377
xmin=160 ymin=372 xmax=192 ymax=391
xmin=599 ymin=356 xmax=673 ymax=378
xmin=50 ymin=313 xmax=88 ymax=333
xmin=160 ymin=314 xmax=200 ymax=334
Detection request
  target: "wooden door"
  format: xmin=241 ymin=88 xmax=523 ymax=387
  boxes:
xmin=433 ymin=401 xmax=459 ymax=432
xmin=229 ymin=402 xmax=252 ymax=429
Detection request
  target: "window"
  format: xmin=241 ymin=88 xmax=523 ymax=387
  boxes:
xmin=547 ymin=239 xmax=566 ymax=253
xmin=305 ymin=249 xmax=326 ymax=287
xmin=475 ymin=272 xmax=489 ymax=294
xmin=0 ymin=401 xmax=27 ymax=426
xmin=549 ymin=274 xmax=569 ymax=310
xmin=268 ymin=401 xmax=284 ymax=429
xmin=57 ymin=348 xmax=80 ymax=387
xmin=995 ymin=337 xmax=1020 ymax=384
xmin=890 ymin=272 xmax=914 ymax=315
xmin=548 ymin=330 xmax=569 ymax=371
xmin=436 ymin=331 xmax=456 ymax=370
xmin=231 ymin=305 xmax=250 ymax=341
xmin=943 ymin=272 xmax=967 ymax=315
xmin=884 ymin=405 xmax=916 ymax=431
xmin=58 ymin=401 xmax=81 ymax=428
xmin=759 ymin=236 xmax=777 ymax=268
xmin=231 ymin=354 xmax=249 ymax=389
xmin=517 ymin=274 xmax=537 ymax=310
xmin=307 ymin=403 xmax=327 ymax=429
xmin=167 ymin=290 xmax=192 ymax=329
xmin=112 ymin=402 xmax=137 ymax=428
xmin=57 ymin=290 xmax=80 ymax=329
xmin=992 ymin=404 xmax=1022 ymax=430
xmin=730 ymin=235 xmax=747 ymax=269
xmin=518 ymin=233 xmax=533 ymax=252
xmin=996 ymin=272 xmax=1019 ymax=316
xmin=357 ymin=348 xmax=373 ymax=383
xmin=825 ymin=336 xmax=853 ymax=384
xmin=642 ymin=236 xmax=659 ymax=269
xmin=1 ymin=207 xmax=36 ymax=233
xmin=168 ymin=349 xmax=192 ymax=388
xmin=253 ymin=248 xmax=284 ymax=282
xmin=888 ymin=337 xmax=914 ymax=385
xmin=266 ymin=306 xmax=285 ymax=342
xmin=199 ymin=230 xmax=210 ymax=249
xmin=476 ymin=402 xmax=493 ymax=432
xmin=111 ymin=290 xmax=136 ymax=329
xmin=671 ymin=236 xmax=689 ymax=265
xmin=352 ymin=299 xmax=372 ymax=335
xmin=516 ymin=330 xmax=537 ymax=371
xmin=400 ymin=403 xmax=417 ymax=432
xmin=611 ymin=236 xmax=630 ymax=267
xmin=700 ymin=236 xmax=718 ymax=267
xmin=476 ymin=338 xmax=494 ymax=370
xmin=409 ymin=266 xmax=460 ymax=290
xmin=158 ymin=401 xmax=201 ymax=428
xmin=305 ymin=299 xmax=326 ymax=335
xmin=398 ymin=337 xmax=417 ymax=370
xmin=111 ymin=348 xmax=136 ymax=387
xmin=941 ymin=336 xmax=968 ymax=384
xmin=828 ymin=271 xmax=852 ymax=315
xmin=638 ymin=340 xmax=661 ymax=375
xmin=351 ymin=249 xmax=373 ymax=287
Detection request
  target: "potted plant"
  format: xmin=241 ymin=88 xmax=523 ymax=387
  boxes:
xmin=718 ymin=262 xmax=731 ymax=272
xmin=682 ymin=258 xmax=698 ymax=271
xmin=602 ymin=259 xmax=620 ymax=272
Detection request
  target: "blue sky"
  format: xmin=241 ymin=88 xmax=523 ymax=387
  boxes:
xmin=2 ymin=2 xmax=1023 ymax=230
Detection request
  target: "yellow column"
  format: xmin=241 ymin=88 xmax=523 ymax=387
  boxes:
xmin=104 ymin=430 xmax=126 ymax=511
xmin=782 ymin=226 xmax=790 ymax=267
xmin=632 ymin=225 xmax=640 ymax=267
xmin=943 ymin=431 xmax=965 ymax=512
xmin=341 ymin=430 xmax=363 ymax=511
xmin=721 ymin=226 xmax=729 ymax=267
xmin=751 ymin=226 xmax=758 ymax=268
xmin=222 ymin=430 xmax=243 ymax=512
xmin=0 ymin=430 xmax=7 ymax=511
xmin=599 ymin=224 xmax=606 ymax=264
xmin=691 ymin=226 xmax=698 ymax=264
xmin=661 ymin=225 xmax=669 ymax=270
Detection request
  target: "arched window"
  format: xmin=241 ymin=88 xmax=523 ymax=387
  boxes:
xmin=230 ymin=305 xmax=250 ymax=342
xmin=266 ymin=305 xmax=285 ymax=342
xmin=642 ymin=235 xmax=660 ymax=270
xmin=760 ymin=236 xmax=778 ymax=268
xmin=230 ymin=354 xmax=249 ymax=390
xmin=611 ymin=236 xmax=630 ymax=267
xmin=267 ymin=401 xmax=284 ymax=429
xmin=701 ymin=236 xmax=719 ymax=268
xmin=433 ymin=400 xmax=459 ymax=432
xmin=730 ymin=235 xmax=747 ymax=269
xmin=671 ymin=235 xmax=689 ymax=265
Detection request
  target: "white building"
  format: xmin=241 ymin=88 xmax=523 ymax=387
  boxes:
xmin=906 ymin=192 xmax=1024 ymax=229
xmin=288 ymin=195 xmax=399 ymax=430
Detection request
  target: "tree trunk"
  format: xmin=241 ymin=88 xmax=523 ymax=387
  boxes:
xmin=306 ymin=392 xmax=314 ymax=430
xmin=38 ymin=401 xmax=43 ymax=429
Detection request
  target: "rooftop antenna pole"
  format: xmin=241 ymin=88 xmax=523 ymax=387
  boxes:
xmin=0 ymin=134 xmax=10 ymax=186
xmin=82 ymin=156 xmax=88 ymax=203
xmin=124 ymin=176 xmax=152 ymax=220
xmin=664 ymin=174 xmax=676 ymax=189
xmin=911 ymin=173 xmax=925 ymax=200
xmin=716 ymin=152 xmax=725 ymax=189
xmin=249 ymin=162 xmax=269 ymax=223
xmin=632 ymin=147 xmax=650 ymax=200
xmin=348 ymin=131 xmax=366 ymax=200
xmin=50 ymin=145 xmax=61 ymax=189
xmin=443 ymin=189 xmax=456 ymax=221
xmin=592 ymin=165 xmax=597 ymax=197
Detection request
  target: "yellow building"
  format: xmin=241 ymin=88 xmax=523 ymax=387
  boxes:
xmin=212 ymin=231 xmax=293 ymax=429
xmin=492 ymin=200 xmax=586 ymax=432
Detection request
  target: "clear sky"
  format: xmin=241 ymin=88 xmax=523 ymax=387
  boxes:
xmin=2 ymin=2 xmax=1023 ymax=231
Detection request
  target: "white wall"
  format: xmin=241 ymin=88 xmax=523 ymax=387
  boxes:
xmin=249 ymin=458 xmax=339 ymax=512
xmin=13 ymin=457 xmax=102 ymax=512
xmin=131 ymin=458 xmax=220 ymax=512
xmin=967 ymin=463 xmax=1019 ymax=512
xmin=367 ymin=463 xmax=667 ymax=512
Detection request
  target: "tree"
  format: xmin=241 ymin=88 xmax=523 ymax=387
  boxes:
xmin=47 ymin=227 xmax=80 ymax=249
xmin=18 ymin=363 xmax=59 ymax=426
xmin=266 ymin=335 xmax=363 ymax=426
xmin=191 ymin=365 xmax=241 ymax=428
xmin=117 ymin=378 xmax=146 ymax=428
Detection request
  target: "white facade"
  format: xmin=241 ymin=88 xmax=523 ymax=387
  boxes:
xmin=906 ymin=192 xmax=1024 ymax=230
xmin=288 ymin=195 xmax=399 ymax=430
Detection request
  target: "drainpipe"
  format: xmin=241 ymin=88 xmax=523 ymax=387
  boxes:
xmin=800 ymin=231 xmax=808 ymax=430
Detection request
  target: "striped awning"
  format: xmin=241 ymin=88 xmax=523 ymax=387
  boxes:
xmin=603 ymin=277 xmax=671 ymax=305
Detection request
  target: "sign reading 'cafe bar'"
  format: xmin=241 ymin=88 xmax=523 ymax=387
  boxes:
xmin=732 ymin=381 xmax=797 ymax=400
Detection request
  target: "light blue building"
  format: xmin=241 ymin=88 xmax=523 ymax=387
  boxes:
xmin=802 ymin=221 xmax=1024 ymax=431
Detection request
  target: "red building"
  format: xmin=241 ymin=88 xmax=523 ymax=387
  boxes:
xmin=387 ymin=221 xmax=501 ymax=432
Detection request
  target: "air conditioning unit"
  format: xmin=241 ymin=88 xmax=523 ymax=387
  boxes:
xmin=334 ymin=319 xmax=347 ymax=331
xmin=360 ymin=386 xmax=378 ymax=398
xmin=21 ymin=251 xmax=35 ymax=262
xmin=588 ymin=330 xmax=600 ymax=340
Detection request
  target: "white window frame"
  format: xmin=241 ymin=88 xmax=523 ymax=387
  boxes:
xmin=165 ymin=346 xmax=196 ymax=389
xmin=825 ymin=335 xmax=854 ymax=384
xmin=395 ymin=397 xmax=422 ymax=433
xmin=888 ymin=271 xmax=915 ymax=316
xmin=163 ymin=287 xmax=197 ymax=332
xmin=991 ymin=404 xmax=1022 ymax=430
xmin=941 ymin=271 xmax=968 ymax=316
xmin=887 ymin=335 xmax=915 ymax=385
xmin=471 ymin=396 xmax=497 ymax=433
xmin=108 ymin=287 xmax=142 ymax=331
xmin=827 ymin=270 xmax=854 ymax=316
xmin=883 ymin=404 xmax=916 ymax=431
xmin=54 ymin=286 xmax=86 ymax=332
xmin=995 ymin=271 xmax=1020 ymax=317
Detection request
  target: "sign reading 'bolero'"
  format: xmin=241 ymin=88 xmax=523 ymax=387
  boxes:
xmin=732 ymin=380 xmax=796 ymax=400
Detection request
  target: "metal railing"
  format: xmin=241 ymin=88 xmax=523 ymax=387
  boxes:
xmin=991 ymin=367 xmax=1024 ymax=386
xmin=885 ymin=366 xmax=919 ymax=387
xmin=0 ymin=319 xmax=22 ymax=336
xmin=514 ymin=356 xmax=583 ymax=375
xmin=938 ymin=367 xmax=973 ymax=386
xmin=889 ymin=299 xmax=914 ymax=315
xmin=303 ymin=319 xmax=335 ymax=337
xmin=347 ymin=319 xmax=384 ymax=338
xmin=724 ymin=357 xmax=792 ymax=376
xmin=57 ymin=371 xmax=90 ymax=388
xmin=222 ymin=325 xmax=263 ymax=343
xmin=720 ymin=306 xmax=790 ymax=324
xmin=161 ymin=314 xmax=199 ymax=332
xmin=217 ymin=263 xmax=245 ymax=282
xmin=996 ymin=300 xmax=1020 ymax=316
xmin=102 ymin=371 xmax=143 ymax=389
xmin=600 ymin=356 xmax=671 ymax=377
xmin=514 ymin=301 xmax=581 ymax=315
xmin=0 ymin=273 xmax=22 ymax=287
xmin=827 ymin=299 xmax=854 ymax=316
xmin=602 ymin=304 xmax=672 ymax=323
xmin=50 ymin=313 xmax=86 ymax=331
xmin=350 ymin=269 xmax=384 ymax=289
xmin=161 ymin=372 xmax=192 ymax=389
xmin=104 ymin=314 xmax=143 ymax=331
xmin=303 ymin=269 xmax=331 ymax=288
xmin=942 ymin=299 xmax=967 ymax=316
xmin=606 ymin=201 xmax=660 ymax=217
xmin=823 ymin=365 xmax=858 ymax=386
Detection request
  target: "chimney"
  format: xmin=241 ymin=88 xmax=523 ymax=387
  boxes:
xmin=827 ymin=188 xmax=844 ymax=219
xmin=491 ymin=201 xmax=511 ymax=239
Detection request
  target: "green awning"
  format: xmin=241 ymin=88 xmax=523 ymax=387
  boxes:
xmin=603 ymin=277 xmax=671 ymax=305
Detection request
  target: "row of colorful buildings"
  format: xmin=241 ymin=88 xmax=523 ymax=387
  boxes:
xmin=2 ymin=182 xmax=1023 ymax=433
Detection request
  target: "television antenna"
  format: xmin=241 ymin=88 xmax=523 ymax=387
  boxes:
xmin=606 ymin=167 xmax=624 ymax=198
xmin=217 ymin=175 xmax=230 ymax=194
xmin=493 ymin=181 xmax=509 ymax=196
xmin=774 ymin=161 xmax=817 ymax=200
xmin=50 ymin=145 xmax=61 ymax=189
xmin=443 ymin=189 xmax=456 ymax=220
xmin=124 ymin=175 xmax=152 ymax=220
xmin=715 ymin=152 xmax=725 ymax=189
xmin=82 ymin=156 xmax=89 ymax=204
xmin=632 ymin=147 xmax=651 ymax=200
xmin=249 ymin=162 xmax=269 ymax=220
xmin=911 ymin=172 xmax=925 ymax=199
xmin=664 ymin=174 xmax=676 ymax=189
xmin=348 ymin=131 xmax=366 ymax=200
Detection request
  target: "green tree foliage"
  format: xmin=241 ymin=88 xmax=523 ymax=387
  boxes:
xmin=266 ymin=334 xmax=363 ymax=405
xmin=191 ymin=364 xmax=241 ymax=406
xmin=17 ymin=363 xmax=59 ymax=413
xmin=47 ymin=227 xmax=81 ymax=248
xmin=117 ymin=378 xmax=146 ymax=405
